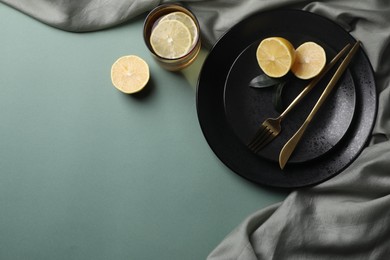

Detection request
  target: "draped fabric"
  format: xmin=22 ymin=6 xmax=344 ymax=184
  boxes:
xmin=2 ymin=0 xmax=390 ymax=259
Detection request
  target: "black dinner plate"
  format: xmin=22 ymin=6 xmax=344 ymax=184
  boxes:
xmin=196 ymin=9 xmax=377 ymax=188
xmin=224 ymin=40 xmax=356 ymax=163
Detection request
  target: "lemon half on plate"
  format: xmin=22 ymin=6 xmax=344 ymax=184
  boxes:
xmin=291 ymin=41 xmax=327 ymax=79
xmin=256 ymin=37 xmax=296 ymax=78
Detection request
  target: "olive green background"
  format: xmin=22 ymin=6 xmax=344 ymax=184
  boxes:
xmin=0 ymin=4 xmax=286 ymax=259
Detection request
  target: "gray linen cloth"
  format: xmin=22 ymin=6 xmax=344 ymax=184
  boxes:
xmin=2 ymin=0 xmax=390 ymax=259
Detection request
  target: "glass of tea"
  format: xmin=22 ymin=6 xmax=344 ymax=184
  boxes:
xmin=143 ymin=4 xmax=201 ymax=71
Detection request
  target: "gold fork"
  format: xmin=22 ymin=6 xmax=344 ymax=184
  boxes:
xmin=247 ymin=43 xmax=352 ymax=154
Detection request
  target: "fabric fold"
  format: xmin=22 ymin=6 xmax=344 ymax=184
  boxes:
xmin=209 ymin=142 xmax=390 ymax=259
xmin=1 ymin=0 xmax=162 ymax=31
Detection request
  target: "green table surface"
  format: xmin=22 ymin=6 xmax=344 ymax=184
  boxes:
xmin=0 ymin=4 xmax=287 ymax=260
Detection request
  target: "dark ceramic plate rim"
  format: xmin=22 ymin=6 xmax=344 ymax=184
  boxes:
xmin=196 ymin=9 xmax=377 ymax=188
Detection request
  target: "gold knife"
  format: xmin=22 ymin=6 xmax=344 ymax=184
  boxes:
xmin=279 ymin=41 xmax=361 ymax=170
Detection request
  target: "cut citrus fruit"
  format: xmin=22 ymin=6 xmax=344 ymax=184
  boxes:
xmin=150 ymin=19 xmax=192 ymax=59
xmin=291 ymin=42 xmax=326 ymax=80
xmin=159 ymin=11 xmax=198 ymax=45
xmin=256 ymin=37 xmax=295 ymax=78
xmin=110 ymin=55 xmax=150 ymax=94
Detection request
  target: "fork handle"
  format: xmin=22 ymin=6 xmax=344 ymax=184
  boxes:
xmin=278 ymin=43 xmax=351 ymax=120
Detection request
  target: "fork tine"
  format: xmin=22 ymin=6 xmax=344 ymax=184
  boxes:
xmin=251 ymin=131 xmax=275 ymax=153
xmin=248 ymin=124 xmax=276 ymax=152
xmin=248 ymin=125 xmax=270 ymax=149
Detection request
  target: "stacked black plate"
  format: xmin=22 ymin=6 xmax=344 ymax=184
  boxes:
xmin=196 ymin=9 xmax=377 ymax=188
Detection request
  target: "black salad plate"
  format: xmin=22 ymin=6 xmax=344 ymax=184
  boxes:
xmin=196 ymin=9 xmax=377 ymax=188
xmin=224 ymin=40 xmax=356 ymax=163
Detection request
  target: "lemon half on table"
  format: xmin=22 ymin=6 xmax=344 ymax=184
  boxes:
xmin=110 ymin=55 xmax=150 ymax=94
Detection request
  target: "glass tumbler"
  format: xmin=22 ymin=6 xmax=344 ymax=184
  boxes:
xmin=143 ymin=4 xmax=201 ymax=71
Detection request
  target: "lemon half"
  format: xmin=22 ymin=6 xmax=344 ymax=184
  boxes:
xmin=110 ymin=55 xmax=150 ymax=94
xmin=256 ymin=37 xmax=296 ymax=78
xmin=291 ymin=42 xmax=327 ymax=80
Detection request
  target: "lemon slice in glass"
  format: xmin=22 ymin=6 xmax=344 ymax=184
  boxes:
xmin=256 ymin=37 xmax=296 ymax=78
xmin=159 ymin=11 xmax=198 ymax=45
xmin=110 ymin=55 xmax=150 ymax=94
xmin=150 ymin=19 xmax=192 ymax=59
xmin=291 ymin=42 xmax=327 ymax=80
